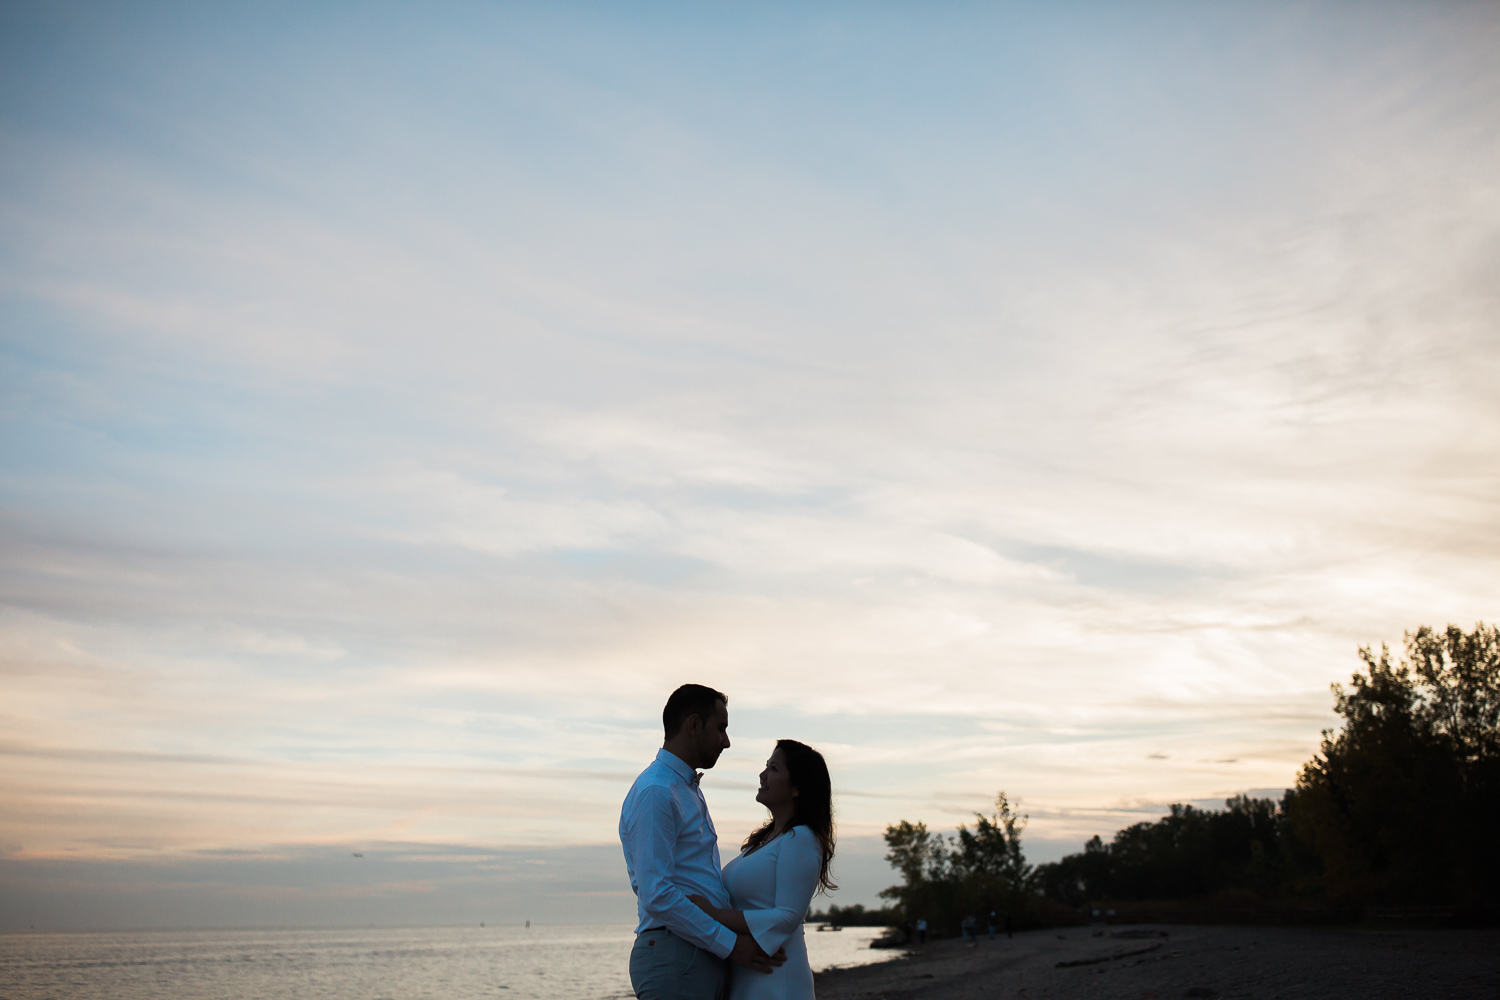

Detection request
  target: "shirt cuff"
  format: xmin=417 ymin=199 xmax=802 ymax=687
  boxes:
xmin=707 ymin=922 xmax=737 ymax=960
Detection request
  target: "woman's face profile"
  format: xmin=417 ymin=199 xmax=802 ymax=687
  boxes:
xmin=755 ymin=747 xmax=796 ymax=809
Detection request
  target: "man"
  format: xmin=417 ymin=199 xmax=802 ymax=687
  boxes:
xmin=620 ymin=684 xmax=784 ymax=1000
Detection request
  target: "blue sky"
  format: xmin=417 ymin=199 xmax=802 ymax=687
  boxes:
xmin=3 ymin=1 xmax=1499 ymax=927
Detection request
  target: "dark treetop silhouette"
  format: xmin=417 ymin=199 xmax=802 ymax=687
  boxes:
xmin=879 ymin=623 xmax=1499 ymax=933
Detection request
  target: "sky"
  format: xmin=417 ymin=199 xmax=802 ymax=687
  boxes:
xmin=2 ymin=1 xmax=1499 ymax=929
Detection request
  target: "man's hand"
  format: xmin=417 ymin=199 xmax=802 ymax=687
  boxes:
xmin=728 ymin=934 xmax=786 ymax=974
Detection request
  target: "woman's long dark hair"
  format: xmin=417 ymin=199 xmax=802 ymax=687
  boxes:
xmin=742 ymin=739 xmax=837 ymax=893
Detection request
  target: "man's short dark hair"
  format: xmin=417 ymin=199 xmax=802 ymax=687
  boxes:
xmin=663 ymin=684 xmax=728 ymax=739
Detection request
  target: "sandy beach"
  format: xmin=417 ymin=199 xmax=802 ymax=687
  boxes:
xmin=813 ymin=924 xmax=1500 ymax=1000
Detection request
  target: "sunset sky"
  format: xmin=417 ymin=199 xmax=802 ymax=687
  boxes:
xmin=3 ymin=2 xmax=1499 ymax=928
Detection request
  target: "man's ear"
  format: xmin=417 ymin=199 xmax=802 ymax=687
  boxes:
xmin=681 ymin=712 xmax=702 ymax=739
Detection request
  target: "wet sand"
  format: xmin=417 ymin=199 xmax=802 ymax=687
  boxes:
xmin=812 ymin=924 xmax=1500 ymax=1000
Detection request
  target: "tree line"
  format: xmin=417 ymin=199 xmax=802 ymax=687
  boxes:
xmin=875 ymin=622 xmax=1499 ymax=931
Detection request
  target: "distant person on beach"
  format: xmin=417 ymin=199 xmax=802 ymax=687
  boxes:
xmin=917 ymin=917 xmax=928 ymax=944
xmin=688 ymin=739 xmax=838 ymax=1000
xmin=620 ymin=684 xmax=785 ymax=1000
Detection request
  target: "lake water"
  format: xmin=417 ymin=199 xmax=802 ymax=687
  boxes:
xmin=0 ymin=923 xmax=902 ymax=999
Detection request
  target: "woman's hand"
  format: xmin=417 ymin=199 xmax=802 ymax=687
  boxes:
xmin=687 ymin=894 xmax=716 ymax=918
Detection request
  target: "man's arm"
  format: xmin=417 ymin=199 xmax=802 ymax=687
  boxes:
xmin=622 ymin=786 xmax=739 ymax=959
xmin=687 ymin=900 xmax=787 ymax=974
xmin=687 ymin=894 xmax=751 ymax=934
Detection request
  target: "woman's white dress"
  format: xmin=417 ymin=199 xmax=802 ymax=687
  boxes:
xmin=722 ymin=825 xmax=821 ymax=1000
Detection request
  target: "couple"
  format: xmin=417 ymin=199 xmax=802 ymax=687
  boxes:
xmin=619 ymin=684 xmax=835 ymax=1000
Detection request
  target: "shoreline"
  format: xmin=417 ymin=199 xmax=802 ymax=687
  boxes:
xmin=812 ymin=923 xmax=1500 ymax=999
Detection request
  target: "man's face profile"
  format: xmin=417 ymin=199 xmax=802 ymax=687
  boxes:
xmin=695 ymin=699 xmax=730 ymax=769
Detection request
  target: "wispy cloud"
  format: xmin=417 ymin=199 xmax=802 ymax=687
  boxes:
xmin=2 ymin=2 xmax=1499 ymax=924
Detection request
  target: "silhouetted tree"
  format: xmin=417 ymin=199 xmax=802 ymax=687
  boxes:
xmin=881 ymin=793 xmax=1034 ymax=933
xmin=1032 ymin=622 xmax=1499 ymax=912
xmin=1034 ymin=835 xmax=1111 ymax=907
xmin=953 ymin=792 xmax=1030 ymax=885
xmin=881 ymin=820 xmax=939 ymax=889
xmin=952 ymin=793 xmax=1034 ymax=924
xmin=1035 ymin=795 xmax=1285 ymax=905
xmin=1289 ymin=622 xmax=1500 ymax=905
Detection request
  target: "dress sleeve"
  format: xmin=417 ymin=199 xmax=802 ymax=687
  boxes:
xmin=742 ymin=827 xmax=822 ymax=956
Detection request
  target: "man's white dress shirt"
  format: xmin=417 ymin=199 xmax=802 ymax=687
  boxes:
xmin=619 ymin=748 xmax=737 ymax=959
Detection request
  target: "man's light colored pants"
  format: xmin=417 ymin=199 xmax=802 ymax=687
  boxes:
xmin=629 ymin=928 xmax=727 ymax=1000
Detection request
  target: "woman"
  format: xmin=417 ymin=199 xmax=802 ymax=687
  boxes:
xmin=690 ymin=739 xmax=836 ymax=1000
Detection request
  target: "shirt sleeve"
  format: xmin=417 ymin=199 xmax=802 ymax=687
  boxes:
xmin=622 ymin=784 xmax=738 ymax=959
xmin=742 ymin=827 xmax=822 ymax=957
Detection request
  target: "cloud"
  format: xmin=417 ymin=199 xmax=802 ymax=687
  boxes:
xmin=2 ymin=1 xmax=1499 ymax=926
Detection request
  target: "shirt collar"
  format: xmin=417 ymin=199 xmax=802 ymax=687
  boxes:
xmin=656 ymin=748 xmax=704 ymax=787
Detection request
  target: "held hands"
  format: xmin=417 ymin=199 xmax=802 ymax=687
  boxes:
xmin=688 ymin=895 xmax=785 ymax=974
xmin=728 ymin=933 xmax=786 ymax=974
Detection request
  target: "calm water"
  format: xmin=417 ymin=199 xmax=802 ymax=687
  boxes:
xmin=0 ymin=923 xmax=902 ymax=1000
